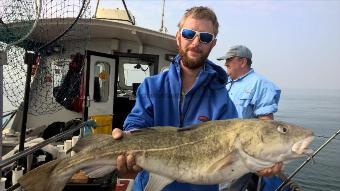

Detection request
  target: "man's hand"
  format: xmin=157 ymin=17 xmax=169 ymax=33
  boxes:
xmin=256 ymin=162 xmax=283 ymax=177
xmin=112 ymin=128 xmax=142 ymax=179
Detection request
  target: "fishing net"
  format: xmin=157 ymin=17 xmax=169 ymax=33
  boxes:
xmin=0 ymin=0 xmax=91 ymax=115
xmin=0 ymin=0 xmax=40 ymax=46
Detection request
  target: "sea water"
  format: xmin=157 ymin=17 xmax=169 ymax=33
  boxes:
xmin=276 ymin=89 xmax=340 ymax=191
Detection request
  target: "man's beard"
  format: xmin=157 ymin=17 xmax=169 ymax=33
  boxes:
xmin=179 ymin=42 xmax=211 ymax=70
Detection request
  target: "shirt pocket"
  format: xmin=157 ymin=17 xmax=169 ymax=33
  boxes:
xmin=239 ymin=92 xmax=253 ymax=107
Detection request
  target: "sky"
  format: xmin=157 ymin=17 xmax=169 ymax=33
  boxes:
xmin=2 ymin=0 xmax=340 ymax=113
xmin=96 ymin=0 xmax=340 ymax=90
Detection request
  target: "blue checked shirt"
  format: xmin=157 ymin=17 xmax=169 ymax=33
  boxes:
xmin=226 ymin=69 xmax=281 ymax=118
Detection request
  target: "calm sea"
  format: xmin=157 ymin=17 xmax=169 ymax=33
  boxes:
xmin=276 ymin=89 xmax=340 ymax=191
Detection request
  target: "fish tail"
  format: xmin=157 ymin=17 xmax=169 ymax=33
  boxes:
xmin=18 ymin=159 xmax=63 ymax=191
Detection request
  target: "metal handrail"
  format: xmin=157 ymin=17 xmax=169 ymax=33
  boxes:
xmin=0 ymin=120 xmax=95 ymax=169
xmin=6 ymin=183 xmax=20 ymax=191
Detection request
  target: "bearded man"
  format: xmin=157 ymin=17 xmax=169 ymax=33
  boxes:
xmin=111 ymin=6 xmax=281 ymax=191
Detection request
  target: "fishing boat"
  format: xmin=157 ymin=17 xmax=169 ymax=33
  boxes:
xmin=4 ymin=5 xmax=176 ymax=133
xmin=0 ymin=1 xmax=310 ymax=191
xmin=1 ymin=1 xmax=176 ymax=190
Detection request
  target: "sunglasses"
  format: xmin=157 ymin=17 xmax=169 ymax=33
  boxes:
xmin=180 ymin=28 xmax=215 ymax=44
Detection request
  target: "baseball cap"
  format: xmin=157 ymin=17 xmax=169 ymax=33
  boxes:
xmin=217 ymin=45 xmax=252 ymax=60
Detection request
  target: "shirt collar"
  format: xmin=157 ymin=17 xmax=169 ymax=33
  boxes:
xmin=229 ymin=68 xmax=254 ymax=82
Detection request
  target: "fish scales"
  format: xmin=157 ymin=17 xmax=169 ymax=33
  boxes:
xmin=18 ymin=119 xmax=314 ymax=191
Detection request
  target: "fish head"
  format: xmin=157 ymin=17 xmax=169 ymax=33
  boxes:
xmin=240 ymin=120 xmax=314 ymax=164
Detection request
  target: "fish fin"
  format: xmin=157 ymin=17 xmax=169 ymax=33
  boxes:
xmin=18 ymin=159 xmax=62 ymax=191
xmin=71 ymin=134 xmax=113 ymax=153
xmin=238 ymin=148 xmax=274 ymax=172
xmin=178 ymin=120 xmax=234 ymax=132
xmin=206 ymin=150 xmax=238 ymax=173
xmin=234 ymin=139 xmax=274 ymax=172
xmin=81 ymin=165 xmax=115 ymax=178
xmin=130 ymin=126 xmax=178 ymax=135
xmin=177 ymin=123 xmax=202 ymax=131
xmin=144 ymin=173 xmax=173 ymax=191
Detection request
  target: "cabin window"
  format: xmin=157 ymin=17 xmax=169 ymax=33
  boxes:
xmin=123 ymin=63 xmax=150 ymax=86
xmin=93 ymin=61 xmax=110 ymax=102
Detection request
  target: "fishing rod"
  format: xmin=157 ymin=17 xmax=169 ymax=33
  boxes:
xmin=2 ymin=110 xmax=17 ymax=129
xmin=275 ymin=128 xmax=340 ymax=191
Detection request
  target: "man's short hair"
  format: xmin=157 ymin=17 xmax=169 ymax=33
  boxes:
xmin=177 ymin=6 xmax=219 ymax=37
xmin=246 ymin=58 xmax=252 ymax=66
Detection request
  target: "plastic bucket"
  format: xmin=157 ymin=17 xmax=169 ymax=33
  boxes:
xmin=90 ymin=115 xmax=113 ymax=135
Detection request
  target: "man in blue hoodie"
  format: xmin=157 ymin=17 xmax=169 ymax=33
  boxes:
xmin=112 ymin=6 xmax=279 ymax=191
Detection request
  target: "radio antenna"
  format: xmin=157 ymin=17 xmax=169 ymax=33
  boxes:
xmin=159 ymin=0 xmax=166 ymax=32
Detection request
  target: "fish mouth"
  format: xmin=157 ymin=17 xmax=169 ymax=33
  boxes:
xmin=291 ymin=136 xmax=314 ymax=155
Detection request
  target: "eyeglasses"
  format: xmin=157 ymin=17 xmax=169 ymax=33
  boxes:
xmin=225 ymin=57 xmax=244 ymax=65
xmin=180 ymin=28 xmax=215 ymax=44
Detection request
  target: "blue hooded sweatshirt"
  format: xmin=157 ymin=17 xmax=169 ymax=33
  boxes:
xmin=123 ymin=55 xmax=237 ymax=191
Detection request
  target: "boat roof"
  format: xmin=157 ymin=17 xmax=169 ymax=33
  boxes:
xmin=28 ymin=18 xmax=177 ymax=52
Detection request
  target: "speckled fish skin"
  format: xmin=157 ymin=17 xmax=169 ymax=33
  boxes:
xmin=18 ymin=119 xmax=314 ymax=191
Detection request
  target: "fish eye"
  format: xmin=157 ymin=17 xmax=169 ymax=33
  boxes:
xmin=277 ymin=126 xmax=287 ymax=134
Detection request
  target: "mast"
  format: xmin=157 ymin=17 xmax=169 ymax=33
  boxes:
xmin=159 ymin=0 xmax=166 ymax=32
xmin=94 ymin=0 xmax=101 ymax=17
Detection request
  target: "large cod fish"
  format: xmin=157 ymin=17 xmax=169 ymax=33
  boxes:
xmin=18 ymin=119 xmax=314 ymax=191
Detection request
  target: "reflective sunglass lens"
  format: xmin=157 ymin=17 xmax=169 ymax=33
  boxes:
xmin=200 ymin=33 xmax=214 ymax=43
xmin=181 ymin=29 xmax=196 ymax=40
